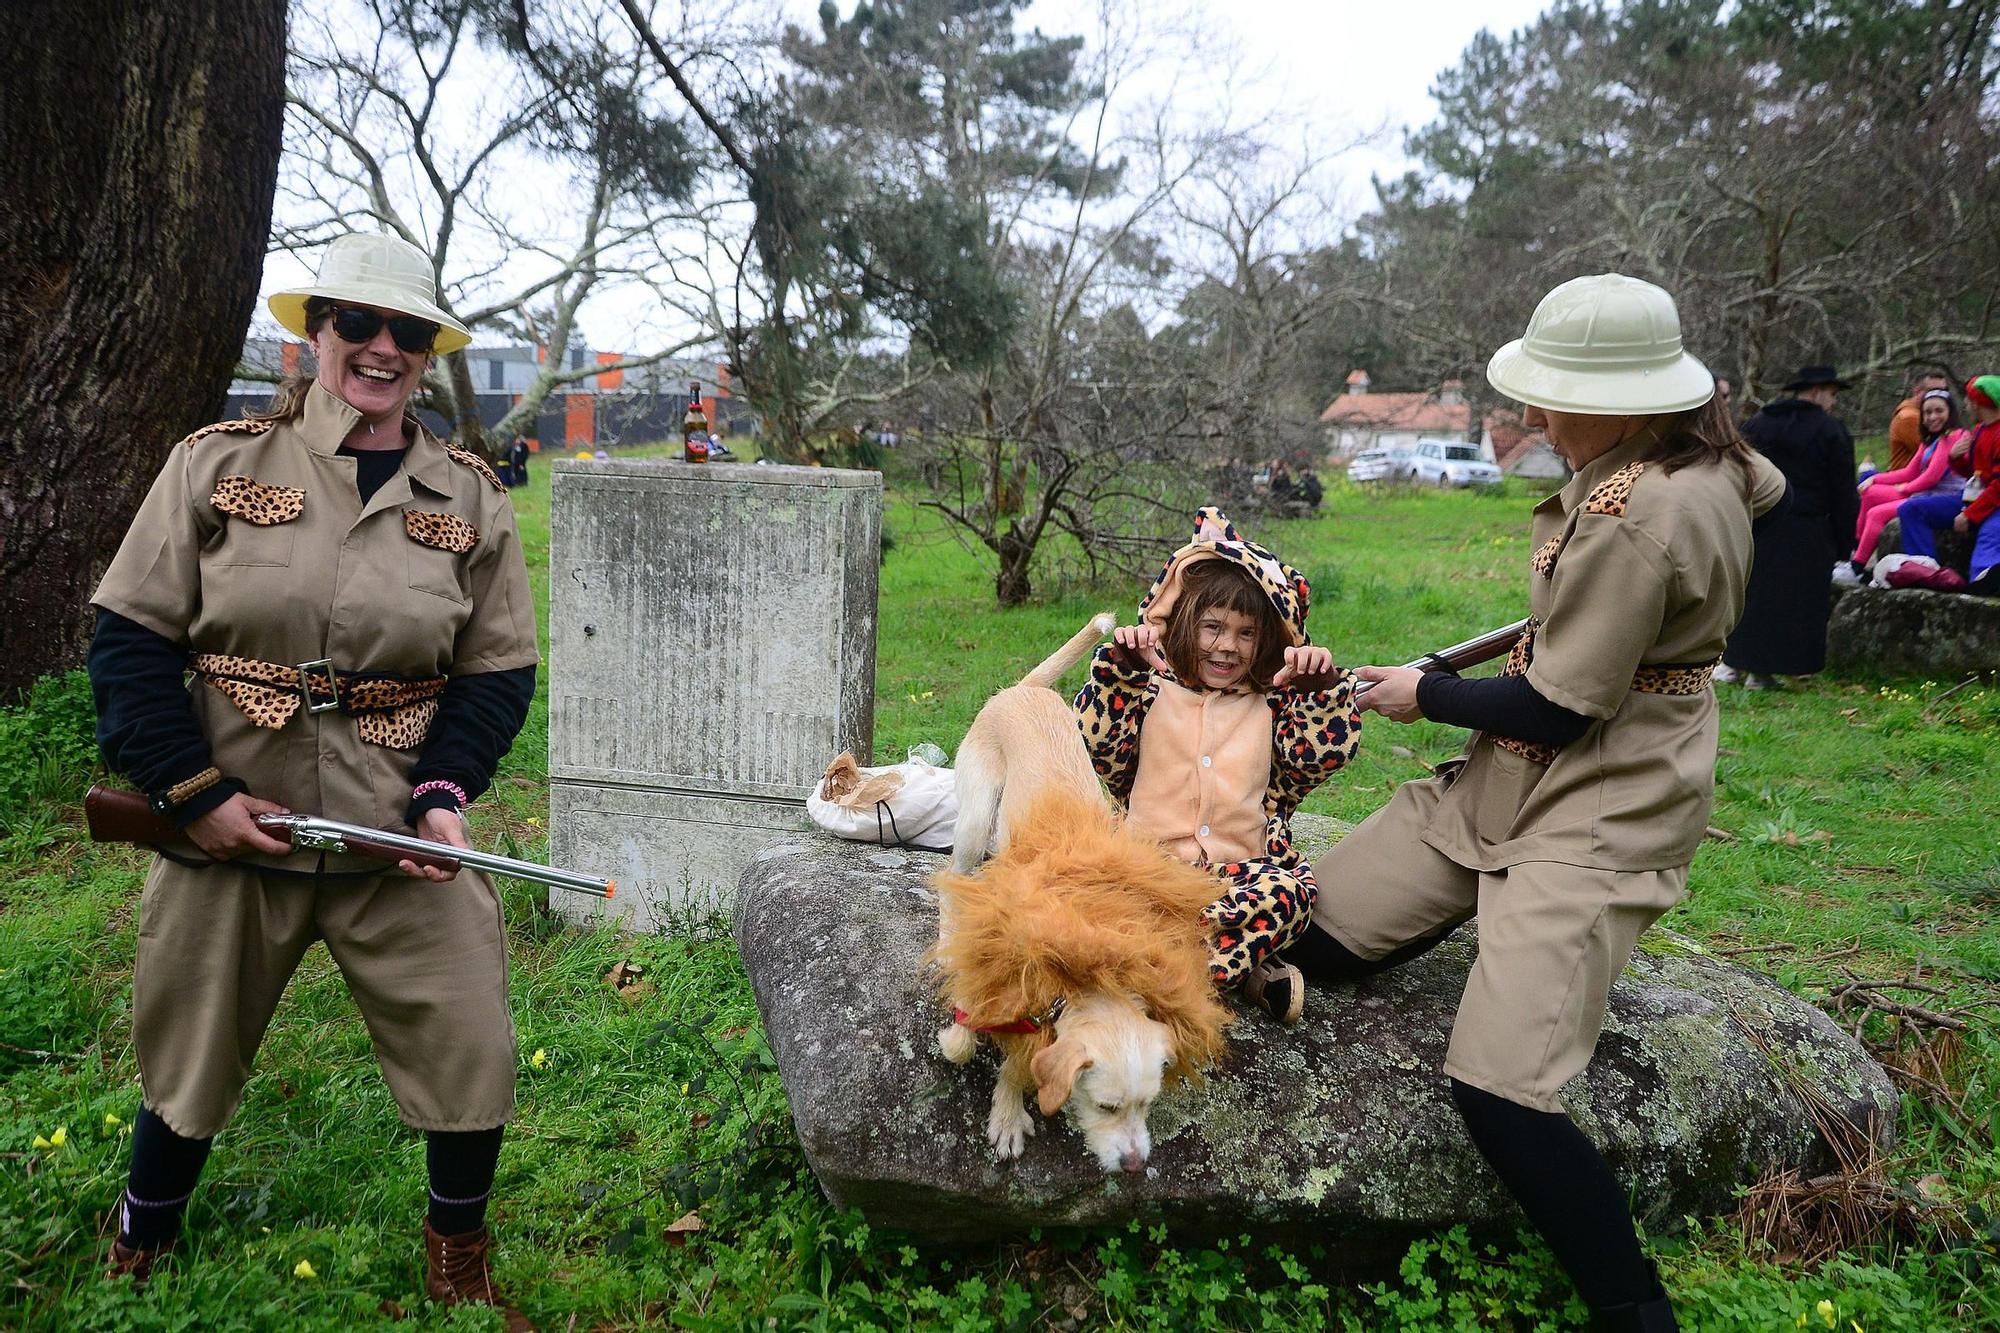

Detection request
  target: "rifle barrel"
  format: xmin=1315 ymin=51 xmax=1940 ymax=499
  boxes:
xmin=1353 ymin=617 xmax=1531 ymax=698
xmin=256 ymin=814 xmax=615 ymax=898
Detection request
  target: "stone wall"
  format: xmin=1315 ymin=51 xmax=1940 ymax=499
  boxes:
xmin=548 ymin=458 xmax=880 ymax=928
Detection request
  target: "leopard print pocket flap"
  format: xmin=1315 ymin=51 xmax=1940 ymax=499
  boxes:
xmin=404 ymin=509 xmax=479 ymax=554
xmin=211 ymin=475 xmax=305 ymax=526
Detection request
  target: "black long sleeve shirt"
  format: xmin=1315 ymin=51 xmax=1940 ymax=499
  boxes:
xmin=1414 ymin=670 xmax=1594 ymax=747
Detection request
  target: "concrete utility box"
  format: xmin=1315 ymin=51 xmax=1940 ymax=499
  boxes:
xmin=547 ymin=458 xmax=880 ymax=929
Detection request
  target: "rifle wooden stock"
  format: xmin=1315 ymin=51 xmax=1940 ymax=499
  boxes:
xmin=84 ymin=786 xmax=460 ymax=873
xmin=84 ymin=785 xmax=182 ymax=847
xmin=83 ymin=785 xmax=612 ymax=896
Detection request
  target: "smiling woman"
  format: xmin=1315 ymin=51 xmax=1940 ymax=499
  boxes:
xmin=84 ymin=233 xmax=541 ymax=1326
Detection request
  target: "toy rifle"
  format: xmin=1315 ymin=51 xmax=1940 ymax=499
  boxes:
xmin=84 ymin=785 xmax=615 ymax=898
xmin=1350 ymin=617 xmax=1531 ymax=699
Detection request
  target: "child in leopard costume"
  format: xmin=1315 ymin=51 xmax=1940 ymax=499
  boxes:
xmin=1075 ymin=507 xmax=1361 ymax=1022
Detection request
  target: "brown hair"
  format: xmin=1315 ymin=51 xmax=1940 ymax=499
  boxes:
xmin=249 ymin=297 xmax=335 ymax=425
xmin=1160 ymin=559 xmax=1289 ymax=690
xmin=1640 ymin=394 xmax=1758 ymax=480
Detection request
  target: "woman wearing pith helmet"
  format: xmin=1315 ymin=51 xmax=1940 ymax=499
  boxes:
xmin=1279 ymin=275 xmax=1787 ymax=1330
xmin=88 ymin=232 xmax=540 ymax=1326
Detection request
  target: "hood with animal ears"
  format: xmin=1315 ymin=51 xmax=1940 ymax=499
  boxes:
xmin=1137 ymin=506 xmax=1310 ymax=651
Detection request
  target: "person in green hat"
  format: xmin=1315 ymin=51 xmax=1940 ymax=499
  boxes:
xmin=89 ymin=232 xmax=538 ymax=1328
xmin=1279 ymin=274 xmax=1787 ymax=1332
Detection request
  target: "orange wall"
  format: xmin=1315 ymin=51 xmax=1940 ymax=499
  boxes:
xmin=595 ymin=351 xmax=624 ymax=390
xmin=565 ymin=393 xmax=594 ymax=447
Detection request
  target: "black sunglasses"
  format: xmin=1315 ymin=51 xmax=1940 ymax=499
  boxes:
xmin=328 ymin=304 xmax=439 ymax=353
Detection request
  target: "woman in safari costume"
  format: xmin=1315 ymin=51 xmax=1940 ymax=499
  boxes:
xmin=89 ymin=234 xmax=540 ymax=1327
xmin=1285 ymin=275 xmax=1786 ymax=1332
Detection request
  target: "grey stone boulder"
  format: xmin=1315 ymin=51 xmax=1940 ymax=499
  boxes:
xmin=735 ymin=817 xmax=1897 ymax=1260
xmin=1828 ymin=584 xmax=2000 ymax=677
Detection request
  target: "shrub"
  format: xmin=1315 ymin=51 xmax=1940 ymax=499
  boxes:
xmin=0 ymin=671 xmax=98 ymax=822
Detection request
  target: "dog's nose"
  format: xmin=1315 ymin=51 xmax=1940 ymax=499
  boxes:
xmin=1120 ymin=1150 xmax=1145 ymax=1175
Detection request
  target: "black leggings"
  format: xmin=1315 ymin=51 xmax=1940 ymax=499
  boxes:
xmin=120 ymin=1106 xmax=504 ymax=1247
xmin=1281 ymin=918 xmax=1457 ymax=981
xmin=1282 ymin=924 xmax=1663 ymax=1313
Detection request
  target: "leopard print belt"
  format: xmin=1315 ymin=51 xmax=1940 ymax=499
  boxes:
xmin=1489 ymin=619 xmax=1718 ymax=765
xmin=191 ymin=653 xmax=447 ymax=749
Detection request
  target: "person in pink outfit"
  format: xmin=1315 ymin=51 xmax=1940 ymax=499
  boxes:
xmin=1840 ymin=388 xmax=1967 ymax=582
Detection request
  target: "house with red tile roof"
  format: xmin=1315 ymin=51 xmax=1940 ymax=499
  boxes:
xmin=1481 ymin=406 xmax=1567 ymax=479
xmin=1320 ymin=371 xmax=1477 ymax=458
xmin=1321 ymin=370 xmax=1568 ymax=477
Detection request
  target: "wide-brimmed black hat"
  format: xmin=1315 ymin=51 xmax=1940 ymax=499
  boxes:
xmin=1782 ymin=364 xmax=1852 ymax=392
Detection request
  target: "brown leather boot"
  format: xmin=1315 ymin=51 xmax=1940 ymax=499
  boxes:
xmin=104 ymin=1238 xmax=171 ymax=1284
xmin=423 ymin=1221 xmax=534 ymax=1332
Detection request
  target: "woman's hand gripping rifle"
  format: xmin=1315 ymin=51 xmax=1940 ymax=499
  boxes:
xmin=84 ymin=786 xmax=615 ymax=898
xmin=1267 ymin=618 xmax=1530 ymax=697
xmin=1351 ymin=617 xmax=1531 ymax=700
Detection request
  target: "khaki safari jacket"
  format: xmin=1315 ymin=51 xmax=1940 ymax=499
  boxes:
xmin=1422 ymin=435 xmax=1786 ymax=873
xmin=92 ymin=383 xmax=539 ymax=870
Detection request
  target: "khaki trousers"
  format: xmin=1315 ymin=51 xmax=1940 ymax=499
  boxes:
xmin=1311 ymin=777 xmax=1685 ymax=1112
xmin=132 ymin=856 xmax=517 ymax=1138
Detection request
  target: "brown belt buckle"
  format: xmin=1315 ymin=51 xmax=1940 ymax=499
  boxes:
xmin=296 ymin=657 xmax=341 ymax=714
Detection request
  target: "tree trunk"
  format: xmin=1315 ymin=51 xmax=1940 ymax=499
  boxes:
xmin=443 ymin=348 xmax=494 ymax=461
xmin=0 ymin=0 xmax=285 ymax=699
xmin=996 ymin=528 xmax=1033 ymax=606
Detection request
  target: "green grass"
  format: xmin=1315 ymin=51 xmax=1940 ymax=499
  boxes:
xmin=2 ymin=470 xmax=1997 ymax=1330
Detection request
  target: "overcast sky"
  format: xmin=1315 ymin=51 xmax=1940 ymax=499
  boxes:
xmin=257 ymin=0 xmax=1556 ymax=352
xmin=1024 ymin=0 xmax=1554 ymax=189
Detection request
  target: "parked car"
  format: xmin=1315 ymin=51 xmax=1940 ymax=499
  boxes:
xmin=1409 ymin=438 xmax=1502 ymax=488
xmin=1347 ymin=449 xmax=1396 ymax=483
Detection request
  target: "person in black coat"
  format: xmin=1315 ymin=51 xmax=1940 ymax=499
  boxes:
xmin=1721 ymin=365 xmax=1857 ymax=685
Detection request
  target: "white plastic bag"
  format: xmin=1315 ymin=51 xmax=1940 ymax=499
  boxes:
xmin=806 ymin=752 xmax=958 ymax=851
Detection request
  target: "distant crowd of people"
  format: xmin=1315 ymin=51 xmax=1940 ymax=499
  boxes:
xmin=1715 ymin=363 xmax=1998 ymax=690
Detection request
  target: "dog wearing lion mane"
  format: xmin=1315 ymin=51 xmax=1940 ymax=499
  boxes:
xmin=933 ymin=615 xmax=1230 ymax=1174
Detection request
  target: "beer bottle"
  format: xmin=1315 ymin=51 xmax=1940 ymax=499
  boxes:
xmin=682 ymin=382 xmax=710 ymax=463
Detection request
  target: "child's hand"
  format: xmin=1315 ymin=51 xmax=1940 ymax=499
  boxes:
xmin=1271 ymin=644 xmax=1336 ymax=690
xmin=1111 ymin=623 xmax=1169 ymax=673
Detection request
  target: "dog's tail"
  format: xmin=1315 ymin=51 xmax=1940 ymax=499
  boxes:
xmin=1019 ymin=612 xmax=1117 ymax=689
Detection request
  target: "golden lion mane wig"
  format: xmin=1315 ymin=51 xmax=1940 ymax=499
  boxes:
xmin=929 ymin=788 xmax=1232 ymax=1081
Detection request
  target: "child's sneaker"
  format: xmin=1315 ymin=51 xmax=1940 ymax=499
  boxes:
xmin=1243 ymin=958 xmax=1305 ymax=1025
xmin=1831 ymin=560 xmax=1863 ymax=587
xmin=1712 ymin=663 xmax=1742 ymax=685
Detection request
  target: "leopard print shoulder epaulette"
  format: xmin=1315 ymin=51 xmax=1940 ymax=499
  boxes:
xmin=1583 ymin=460 xmax=1647 ymax=517
xmin=177 ymin=418 xmax=275 ymax=450
xmin=444 ymin=445 xmax=508 ymax=492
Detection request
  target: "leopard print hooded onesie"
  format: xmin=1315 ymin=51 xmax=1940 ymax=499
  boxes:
xmin=1075 ymin=506 xmax=1361 ymax=985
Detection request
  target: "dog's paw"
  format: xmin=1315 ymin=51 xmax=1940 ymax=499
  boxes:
xmin=986 ymin=1098 xmax=1035 ymax=1159
xmin=939 ymin=1023 xmax=977 ymax=1064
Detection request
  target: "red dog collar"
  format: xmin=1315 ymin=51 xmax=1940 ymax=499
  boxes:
xmin=952 ymin=1007 xmax=1044 ymax=1034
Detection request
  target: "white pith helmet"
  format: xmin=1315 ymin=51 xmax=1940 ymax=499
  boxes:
xmin=1486 ymin=273 xmax=1714 ymax=415
xmin=268 ymin=232 xmax=472 ymax=355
